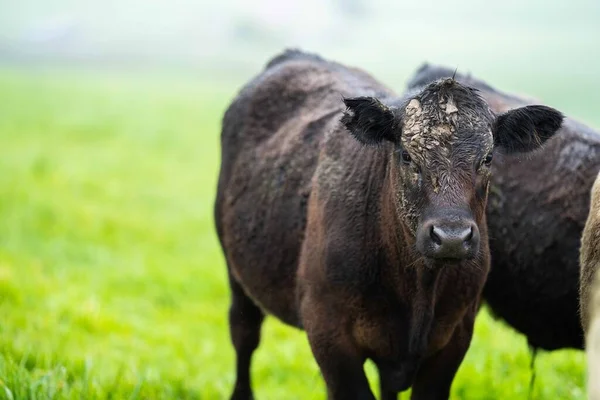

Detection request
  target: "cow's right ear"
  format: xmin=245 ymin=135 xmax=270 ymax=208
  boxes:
xmin=341 ymin=97 xmax=398 ymax=146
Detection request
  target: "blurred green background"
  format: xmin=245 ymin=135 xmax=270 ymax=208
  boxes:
xmin=0 ymin=0 xmax=598 ymax=398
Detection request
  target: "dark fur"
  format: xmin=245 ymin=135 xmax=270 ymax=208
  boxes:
xmin=408 ymin=63 xmax=600 ymax=350
xmin=215 ymin=51 xmax=562 ymax=400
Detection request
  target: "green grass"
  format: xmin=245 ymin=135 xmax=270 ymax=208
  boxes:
xmin=0 ymin=66 xmax=588 ymax=399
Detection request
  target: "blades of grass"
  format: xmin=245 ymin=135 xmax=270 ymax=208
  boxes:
xmin=79 ymin=357 xmax=94 ymax=400
xmin=105 ymin=363 xmax=126 ymax=400
xmin=1 ymin=382 xmax=14 ymax=400
xmin=128 ymin=375 xmax=145 ymax=400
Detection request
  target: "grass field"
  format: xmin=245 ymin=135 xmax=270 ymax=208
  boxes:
xmin=0 ymin=65 xmax=590 ymax=399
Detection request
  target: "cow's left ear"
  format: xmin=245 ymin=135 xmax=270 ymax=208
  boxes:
xmin=341 ymin=96 xmax=398 ymax=146
xmin=493 ymin=105 xmax=563 ymax=153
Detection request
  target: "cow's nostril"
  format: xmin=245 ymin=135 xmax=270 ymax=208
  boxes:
xmin=464 ymin=227 xmax=473 ymax=242
xmin=430 ymin=226 xmax=442 ymax=246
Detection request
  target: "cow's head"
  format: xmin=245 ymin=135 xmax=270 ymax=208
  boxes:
xmin=341 ymin=79 xmax=562 ymax=264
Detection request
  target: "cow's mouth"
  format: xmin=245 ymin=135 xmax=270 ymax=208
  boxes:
xmin=423 ymin=256 xmax=465 ymax=268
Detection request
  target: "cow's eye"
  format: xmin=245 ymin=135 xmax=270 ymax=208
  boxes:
xmin=401 ymin=150 xmax=412 ymax=165
xmin=483 ymin=152 xmax=493 ymax=166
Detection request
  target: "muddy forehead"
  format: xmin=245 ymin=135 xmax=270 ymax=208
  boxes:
xmin=401 ymin=97 xmax=493 ymax=161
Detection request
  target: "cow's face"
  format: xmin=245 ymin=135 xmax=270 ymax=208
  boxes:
xmin=342 ymin=79 xmax=563 ymax=263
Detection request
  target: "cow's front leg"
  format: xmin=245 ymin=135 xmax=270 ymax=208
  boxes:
xmin=409 ymin=309 xmax=475 ymax=400
xmin=301 ymin=293 xmax=375 ymax=400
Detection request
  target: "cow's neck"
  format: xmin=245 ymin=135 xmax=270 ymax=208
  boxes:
xmin=380 ymin=167 xmax=443 ymax=353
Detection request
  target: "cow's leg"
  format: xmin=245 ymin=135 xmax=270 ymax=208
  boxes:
xmin=379 ymin=380 xmax=399 ymax=400
xmin=309 ymin=333 xmax=375 ymax=400
xmin=301 ymin=294 xmax=375 ymax=400
xmin=409 ymin=310 xmax=475 ymax=400
xmin=228 ymin=271 xmax=264 ymax=400
xmin=377 ymin=358 xmax=420 ymax=400
xmin=378 ymin=366 xmax=400 ymax=400
xmin=380 ymin=392 xmax=398 ymax=400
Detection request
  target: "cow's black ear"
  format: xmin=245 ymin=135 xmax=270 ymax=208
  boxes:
xmin=341 ymin=96 xmax=398 ymax=146
xmin=493 ymin=105 xmax=563 ymax=153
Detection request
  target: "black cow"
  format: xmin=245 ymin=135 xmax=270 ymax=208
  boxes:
xmin=214 ymin=50 xmax=562 ymax=400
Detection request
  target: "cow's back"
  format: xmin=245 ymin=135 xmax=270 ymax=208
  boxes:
xmin=215 ymin=50 xmax=390 ymax=325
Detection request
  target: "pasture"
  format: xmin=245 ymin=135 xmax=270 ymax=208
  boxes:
xmin=0 ymin=65 xmax=592 ymax=399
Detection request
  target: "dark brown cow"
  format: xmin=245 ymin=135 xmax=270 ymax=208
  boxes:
xmin=214 ymin=50 xmax=563 ymax=400
xmin=407 ymin=64 xmax=600 ymax=351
